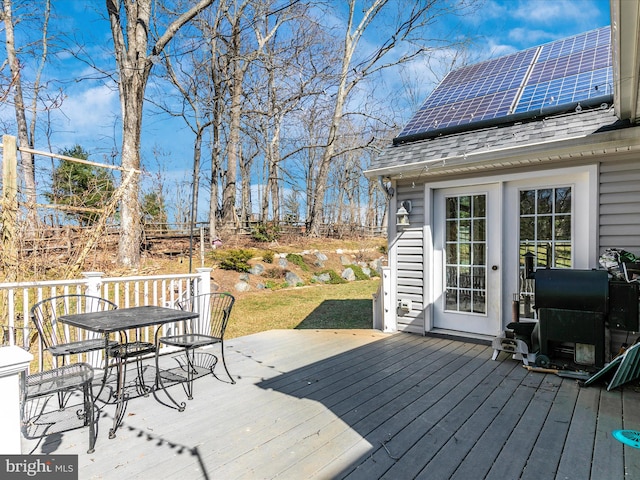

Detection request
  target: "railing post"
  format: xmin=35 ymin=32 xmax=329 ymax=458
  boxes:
xmin=1 ymin=135 xmax=19 ymax=282
xmin=0 ymin=346 xmax=33 ymax=454
xmin=81 ymin=272 xmax=106 ymax=368
xmin=82 ymin=272 xmax=105 ymax=297
xmin=381 ymin=267 xmax=396 ymax=332
xmin=195 ymin=268 xmax=212 ymax=296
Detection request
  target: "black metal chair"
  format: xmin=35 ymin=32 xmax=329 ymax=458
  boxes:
xmin=30 ymin=294 xmax=119 ymax=367
xmin=155 ymin=292 xmax=235 ymax=411
xmin=30 ymin=294 xmax=119 ymax=407
xmin=22 ymin=362 xmax=97 ymax=454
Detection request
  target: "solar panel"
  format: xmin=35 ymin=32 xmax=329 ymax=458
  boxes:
xmin=396 ymin=26 xmax=612 ymax=140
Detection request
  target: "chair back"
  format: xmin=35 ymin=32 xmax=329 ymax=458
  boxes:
xmin=30 ymin=294 xmax=117 ymax=364
xmin=178 ymin=293 xmax=235 ymax=338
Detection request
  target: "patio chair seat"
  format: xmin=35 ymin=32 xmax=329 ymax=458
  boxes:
xmin=49 ymin=337 xmax=118 ymax=356
xmin=160 ymin=334 xmax=221 ymax=349
xmin=23 ymin=362 xmax=96 ymax=454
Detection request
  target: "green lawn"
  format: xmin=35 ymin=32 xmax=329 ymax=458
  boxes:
xmin=226 ymin=278 xmax=380 ymax=338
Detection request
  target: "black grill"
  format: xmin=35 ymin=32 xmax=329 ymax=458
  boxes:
xmin=533 ymin=269 xmax=609 ymax=368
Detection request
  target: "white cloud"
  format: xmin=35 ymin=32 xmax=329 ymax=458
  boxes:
xmin=511 ymin=0 xmax=602 ymax=26
xmin=52 ymin=84 xmax=121 ymax=151
xmin=507 ymin=27 xmax=554 ymax=45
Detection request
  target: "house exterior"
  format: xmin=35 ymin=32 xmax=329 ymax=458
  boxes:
xmin=365 ymin=1 xmax=640 ymax=347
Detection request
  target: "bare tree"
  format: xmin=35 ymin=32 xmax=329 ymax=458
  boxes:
xmin=306 ymin=0 xmax=480 ymax=236
xmin=105 ymin=0 xmax=213 ymax=267
xmin=1 ymin=0 xmax=58 ymax=231
xmin=249 ymin=2 xmax=333 ymax=224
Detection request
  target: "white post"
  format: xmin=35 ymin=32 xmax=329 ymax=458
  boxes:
xmin=194 ymin=268 xmax=213 ymax=332
xmin=0 ymin=346 xmax=34 ymax=454
xmin=81 ymin=272 xmax=106 ymax=368
xmin=381 ymin=267 xmax=396 ymax=332
xmin=82 ymin=272 xmax=105 ymax=297
xmin=196 ymin=268 xmax=212 ymax=296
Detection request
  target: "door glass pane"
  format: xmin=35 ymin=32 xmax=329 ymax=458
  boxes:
xmin=537 ymin=189 xmax=552 ymax=214
xmin=555 ymin=187 xmax=571 ymax=213
xmin=473 ymin=195 xmax=486 ymax=216
xmin=445 ymin=194 xmax=487 ymax=315
xmin=447 ymin=197 xmax=458 ymax=219
xmin=519 ymin=186 xmax=572 ymax=318
xmin=537 ymin=216 xmax=552 ymax=240
xmin=520 ymin=190 xmax=535 ymax=215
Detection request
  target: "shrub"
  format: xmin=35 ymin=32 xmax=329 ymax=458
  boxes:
xmin=262 ymin=251 xmax=274 ymax=264
xmin=320 ymin=270 xmax=347 ymax=284
xmin=251 ymin=223 xmax=280 ymax=242
xmin=264 ymin=280 xmax=281 ymax=290
xmin=348 ymin=264 xmax=370 ymax=281
xmin=218 ymin=249 xmax=253 ymax=272
xmin=263 ymin=268 xmax=285 ymax=279
xmin=286 ymin=253 xmax=310 ymax=272
xmin=378 ymin=244 xmax=388 ymax=255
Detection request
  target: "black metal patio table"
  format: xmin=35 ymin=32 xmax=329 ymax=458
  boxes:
xmin=59 ymin=305 xmax=199 ymax=438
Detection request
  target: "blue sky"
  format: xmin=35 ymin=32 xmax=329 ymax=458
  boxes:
xmin=43 ymin=0 xmax=612 ymax=153
xmin=473 ymin=0 xmax=610 ymax=55
xmin=3 ymin=0 xmax=613 ymax=219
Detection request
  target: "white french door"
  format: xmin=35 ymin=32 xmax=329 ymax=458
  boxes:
xmin=433 ymin=184 xmax=501 ymax=336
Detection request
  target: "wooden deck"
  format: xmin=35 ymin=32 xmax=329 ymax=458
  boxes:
xmin=21 ymin=329 xmax=640 ymax=479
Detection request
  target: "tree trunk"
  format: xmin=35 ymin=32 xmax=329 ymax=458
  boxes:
xmin=222 ymin=16 xmax=242 ymax=229
xmin=117 ymin=78 xmax=144 ymax=266
xmin=106 ymin=0 xmax=213 ymax=266
xmin=2 ymin=0 xmax=37 ymax=231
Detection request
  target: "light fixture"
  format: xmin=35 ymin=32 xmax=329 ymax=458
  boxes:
xmin=396 ymin=200 xmax=412 ymax=226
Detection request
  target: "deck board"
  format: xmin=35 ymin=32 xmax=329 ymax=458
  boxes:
xmin=449 ymin=368 xmax=544 ymax=480
xmin=592 ymin=389 xmax=625 ymax=480
xmin=19 ymin=329 xmax=640 ymax=479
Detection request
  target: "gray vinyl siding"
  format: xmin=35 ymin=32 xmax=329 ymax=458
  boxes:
xmin=395 ymin=184 xmax=425 ymax=333
xmin=599 ymin=157 xmax=640 ymax=351
xmin=599 ymin=158 xmax=640 ymax=253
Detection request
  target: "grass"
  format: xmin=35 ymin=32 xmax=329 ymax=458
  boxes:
xmin=226 ymin=278 xmax=380 ymax=339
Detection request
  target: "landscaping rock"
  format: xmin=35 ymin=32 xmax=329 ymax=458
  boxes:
xmin=361 ymin=267 xmax=372 ymax=277
xmin=234 ymin=281 xmax=250 ymax=292
xmin=278 ymin=258 xmax=288 ymax=268
xmin=315 ymin=252 xmax=328 ymax=262
xmin=317 ymin=272 xmax=331 ymax=283
xmin=340 ymin=255 xmax=351 ymax=266
xmin=370 ymin=258 xmax=384 ymax=273
xmin=341 ymin=268 xmax=356 ymax=281
xmin=249 ymin=264 xmax=265 ymax=275
xmin=239 ymin=273 xmax=250 ymax=282
xmin=285 ymin=271 xmax=303 ymax=286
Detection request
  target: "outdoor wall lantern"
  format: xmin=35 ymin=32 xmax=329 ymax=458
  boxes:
xmin=396 ymin=200 xmax=412 ymax=226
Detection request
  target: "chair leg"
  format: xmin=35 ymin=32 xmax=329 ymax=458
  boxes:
xmin=83 ymin=381 xmax=96 ymax=454
xmin=182 ymin=348 xmax=195 ymax=400
xmin=109 ymin=358 xmax=127 ymax=439
xmin=134 ymin=356 xmax=152 ymax=397
xmin=154 ymin=347 xmax=187 ymax=412
xmin=218 ymin=341 xmax=235 ymax=385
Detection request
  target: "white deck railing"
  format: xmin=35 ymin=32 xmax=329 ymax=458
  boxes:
xmin=0 ymin=268 xmax=212 ymax=372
